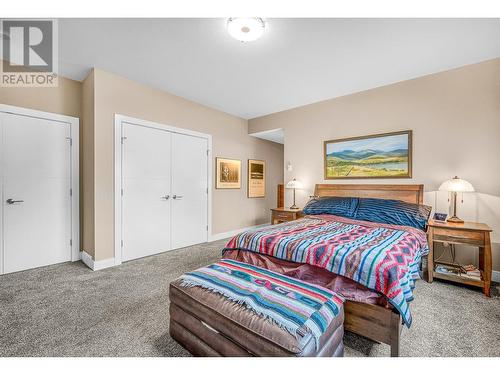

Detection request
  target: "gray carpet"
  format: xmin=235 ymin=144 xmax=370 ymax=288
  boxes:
xmin=0 ymin=239 xmax=499 ymax=357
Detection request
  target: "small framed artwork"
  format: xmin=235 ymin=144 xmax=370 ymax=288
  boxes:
xmin=324 ymin=130 xmax=412 ymax=179
xmin=216 ymin=157 xmax=241 ymax=189
xmin=248 ymin=159 xmax=266 ymax=198
xmin=433 ymin=212 xmax=448 ymax=222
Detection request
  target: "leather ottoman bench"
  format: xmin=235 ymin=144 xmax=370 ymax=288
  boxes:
xmin=169 ymin=260 xmax=345 ymax=357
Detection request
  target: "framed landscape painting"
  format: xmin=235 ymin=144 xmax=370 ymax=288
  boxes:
xmin=324 ymin=130 xmax=412 ymax=179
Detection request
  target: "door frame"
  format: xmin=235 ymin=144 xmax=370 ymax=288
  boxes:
xmin=0 ymin=104 xmax=80 ymax=274
xmin=114 ymin=114 xmax=212 ymax=265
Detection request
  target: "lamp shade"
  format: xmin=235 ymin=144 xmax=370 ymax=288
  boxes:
xmin=438 ymin=176 xmax=475 ymax=192
xmin=286 ymin=178 xmax=303 ymax=189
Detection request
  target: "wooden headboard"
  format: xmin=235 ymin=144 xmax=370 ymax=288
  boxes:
xmin=314 ymin=184 xmax=424 ymax=204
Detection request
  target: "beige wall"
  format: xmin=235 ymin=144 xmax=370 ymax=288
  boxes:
xmin=249 ymin=58 xmax=500 ymax=271
xmin=90 ymin=69 xmax=283 ymax=261
xmin=0 ymin=74 xmax=81 ymax=118
xmin=81 ymin=71 xmax=95 ymax=256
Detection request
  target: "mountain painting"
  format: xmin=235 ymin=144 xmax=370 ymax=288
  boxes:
xmin=324 ymin=131 xmax=412 ymax=179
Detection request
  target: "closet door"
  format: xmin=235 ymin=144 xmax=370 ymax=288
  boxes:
xmin=171 ymin=133 xmax=208 ymax=249
xmin=1 ymin=113 xmax=71 ymax=274
xmin=122 ymin=123 xmax=171 ymax=261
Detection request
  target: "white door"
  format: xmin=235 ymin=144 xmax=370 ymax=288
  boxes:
xmin=122 ymin=123 xmax=172 ymax=261
xmin=0 ymin=113 xmax=72 ymax=274
xmin=171 ymin=133 xmax=208 ymax=249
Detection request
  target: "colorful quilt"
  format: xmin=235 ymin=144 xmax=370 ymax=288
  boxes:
xmin=179 ymin=259 xmax=344 ymax=348
xmin=224 ymin=215 xmax=429 ymax=327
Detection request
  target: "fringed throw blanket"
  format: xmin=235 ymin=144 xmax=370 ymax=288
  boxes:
xmin=224 ymin=215 xmax=429 ymax=327
xmin=180 ymin=259 xmax=344 ymax=348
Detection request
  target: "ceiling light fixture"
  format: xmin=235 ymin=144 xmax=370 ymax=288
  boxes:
xmin=227 ymin=18 xmax=266 ymax=42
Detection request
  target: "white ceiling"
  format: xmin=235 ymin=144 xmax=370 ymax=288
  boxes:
xmin=250 ymin=128 xmax=284 ymax=144
xmin=58 ymin=18 xmax=500 ymax=119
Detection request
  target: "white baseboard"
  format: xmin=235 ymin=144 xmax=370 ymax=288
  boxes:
xmin=80 ymin=250 xmax=93 ymax=269
xmin=209 ymin=222 xmax=271 ymax=242
xmin=79 ymin=223 xmax=271 ymax=270
xmin=80 ymin=250 xmax=116 ymax=271
xmin=492 ymin=270 xmax=500 ymax=283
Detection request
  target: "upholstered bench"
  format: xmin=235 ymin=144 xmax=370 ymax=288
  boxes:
xmin=169 ymin=260 xmax=345 ymax=357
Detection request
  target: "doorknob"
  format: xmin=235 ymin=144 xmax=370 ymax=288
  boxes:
xmin=173 ymin=195 xmax=183 ymax=200
xmin=6 ymin=198 xmax=24 ymax=205
xmin=161 ymin=195 xmax=170 ymax=200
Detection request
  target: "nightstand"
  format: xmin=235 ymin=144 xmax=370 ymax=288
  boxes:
xmin=271 ymin=207 xmax=303 ymax=225
xmin=427 ymin=219 xmax=493 ymax=297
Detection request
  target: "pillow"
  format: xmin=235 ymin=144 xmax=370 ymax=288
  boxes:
xmin=303 ymin=196 xmax=359 ymax=218
xmin=354 ymin=197 xmax=431 ymax=231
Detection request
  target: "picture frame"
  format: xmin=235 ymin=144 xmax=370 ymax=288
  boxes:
xmin=247 ymin=159 xmax=266 ymax=198
xmin=215 ymin=157 xmax=241 ymax=189
xmin=324 ymin=130 xmax=412 ymax=179
xmin=433 ymin=212 xmax=448 ymax=222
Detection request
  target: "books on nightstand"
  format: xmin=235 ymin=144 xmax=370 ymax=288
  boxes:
xmin=461 ymin=265 xmax=481 ymax=280
xmin=435 ymin=264 xmax=481 ymax=280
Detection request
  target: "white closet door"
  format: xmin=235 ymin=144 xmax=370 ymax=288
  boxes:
xmin=122 ymin=123 xmax=172 ymax=261
xmin=1 ymin=113 xmax=71 ymax=274
xmin=171 ymin=133 xmax=208 ymax=249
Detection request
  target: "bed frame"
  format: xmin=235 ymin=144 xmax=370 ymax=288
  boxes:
xmin=314 ymin=183 xmax=425 ymax=357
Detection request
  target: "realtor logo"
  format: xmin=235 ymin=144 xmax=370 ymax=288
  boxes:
xmin=1 ymin=19 xmax=58 ymax=87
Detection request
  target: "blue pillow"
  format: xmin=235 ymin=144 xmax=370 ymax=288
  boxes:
xmin=354 ymin=198 xmax=431 ymax=231
xmin=303 ymin=196 xmax=359 ymax=218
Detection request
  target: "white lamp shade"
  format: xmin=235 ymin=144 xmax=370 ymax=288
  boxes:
xmin=438 ymin=176 xmax=475 ymax=192
xmin=227 ymin=18 xmax=266 ymax=42
xmin=286 ymin=178 xmax=303 ymax=189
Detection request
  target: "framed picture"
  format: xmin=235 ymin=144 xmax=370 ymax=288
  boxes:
xmin=324 ymin=130 xmax=412 ymax=179
xmin=216 ymin=157 xmax=241 ymax=189
xmin=433 ymin=212 xmax=448 ymax=222
xmin=247 ymin=159 xmax=266 ymax=198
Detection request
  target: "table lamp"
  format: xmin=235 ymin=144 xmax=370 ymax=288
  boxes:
xmin=286 ymin=178 xmax=303 ymax=209
xmin=438 ymin=176 xmax=475 ymax=223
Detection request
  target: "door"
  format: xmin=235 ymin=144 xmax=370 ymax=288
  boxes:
xmin=122 ymin=123 xmax=172 ymax=261
xmin=171 ymin=132 xmax=208 ymax=249
xmin=0 ymin=112 xmax=72 ymax=274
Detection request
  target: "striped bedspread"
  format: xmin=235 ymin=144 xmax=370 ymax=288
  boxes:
xmin=180 ymin=259 xmax=344 ymax=348
xmin=224 ymin=215 xmax=429 ymax=327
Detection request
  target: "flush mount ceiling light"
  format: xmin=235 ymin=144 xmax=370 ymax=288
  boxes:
xmin=227 ymin=18 xmax=266 ymax=42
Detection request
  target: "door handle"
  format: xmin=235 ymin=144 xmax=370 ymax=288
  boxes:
xmin=161 ymin=195 xmax=170 ymax=200
xmin=173 ymin=195 xmax=183 ymax=200
xmin=6 ymin=198 xmax=24 ymax=205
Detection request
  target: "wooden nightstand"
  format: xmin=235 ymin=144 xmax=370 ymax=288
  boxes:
xmin=271 ymin=207 xmax=303 ymax=225
xmin=427 ymin=219 xmax=493 ymax=297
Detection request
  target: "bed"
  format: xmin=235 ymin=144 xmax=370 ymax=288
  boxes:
xmin=222 ymin=183 xmax=429 ymax=357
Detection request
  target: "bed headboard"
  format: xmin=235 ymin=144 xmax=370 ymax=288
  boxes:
xmin=314 ymin=184 xmax=424 ymax=204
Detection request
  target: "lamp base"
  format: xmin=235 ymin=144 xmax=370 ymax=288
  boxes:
xmin=289 ymin=204 xmax=299 ymax=210
xmin=447 ymin=215 xmax=464 ymax=223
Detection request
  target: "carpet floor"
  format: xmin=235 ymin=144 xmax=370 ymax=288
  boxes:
xmin=1 ymin=239 xmax=499 ymax=357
